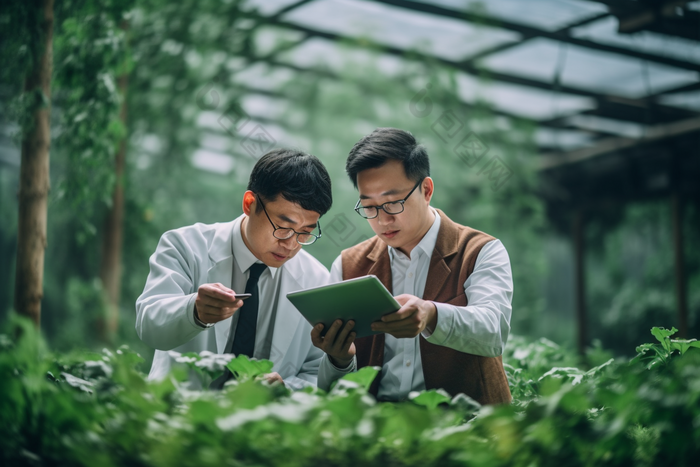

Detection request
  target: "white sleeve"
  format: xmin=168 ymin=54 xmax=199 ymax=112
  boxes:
xmin=329 ymin=253 xmax=343 ymax=283
xmin=422 ymin=239 xmax=513 ymax=357
xmin=283 ymin=257 xmax=333 ymax=391
xmin=316 ymin=254 xmax=357 ymax=391
xmin=135 ymin=231 xmax=204 ymax=350
xmin=317 ymin=354 xmax=357 ymax=391
xmin=283 ymin=339 xmax=325 ymax=391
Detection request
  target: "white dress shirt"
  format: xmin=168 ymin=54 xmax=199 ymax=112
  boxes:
xmin=215 ymin=217 xmax=280 ymax=360
xmin=317 ymin=207 xmax=513 ymax=401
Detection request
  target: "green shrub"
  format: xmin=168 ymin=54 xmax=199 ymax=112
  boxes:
xmin=1 ymin=316 xmax=699 ymax=467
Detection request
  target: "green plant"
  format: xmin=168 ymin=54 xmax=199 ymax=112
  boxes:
xmin=631 ymin=326 xmax=700 ymax=369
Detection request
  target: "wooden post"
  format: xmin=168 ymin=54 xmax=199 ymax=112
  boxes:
xmin=98 ymin=20 xmax=129 ymax=343
xmin=14 ymin=0 xmax=54 ymax=327
xmin=573 ymin=208 xmax=587 ymax=355
xmin=671 ymin=193 xmax=688 ymax=337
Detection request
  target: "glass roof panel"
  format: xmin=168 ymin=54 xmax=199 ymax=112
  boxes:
xmin=282 ymin=0 xmax=521 ymax=61
xmin=658 ymin=90 xmax=700 ymax=111
xmin=535 ymin=127 xmax=595 ymax=150
xmin=191 ymin=148 xmax=236 ymax=174
xmin=570 ymin=16 xmax=700 ymax=65
xmin=231 ymin=62 xmax=297 ymax=91
xmin=242 ymin=0 xmax=304 ymax=16
xmin=423 ymin=0 xmax=608 ymax=31
xmin=455 ymin=73 xmax=596 ymax=120
xmin=253 ymin=26 xmax=306 ymax=57
xmin=278 ymin=37 xmax=406 ymax=76
xmin=479 ymin=38 xmax=700 ymax=98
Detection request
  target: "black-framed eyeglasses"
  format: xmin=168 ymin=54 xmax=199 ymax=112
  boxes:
xmin=256 ymin=195 xmax=322 ymax=245
xmin=354 ymin=179 xmax=423 ymax=219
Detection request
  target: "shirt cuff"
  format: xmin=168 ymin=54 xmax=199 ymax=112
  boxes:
xmin=323 ymin=354 xmax=356 ymax=378
xmin=328 ymin=355 xmax=356 ymax=372
xmin=422 ymin=302 xmax=454 ymax=345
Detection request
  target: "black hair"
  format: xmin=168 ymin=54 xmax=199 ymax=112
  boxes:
xmin=247 ymin=148 xmax=332 ymax=216
xmin=345 ymin=128 xmax=430 ymax=188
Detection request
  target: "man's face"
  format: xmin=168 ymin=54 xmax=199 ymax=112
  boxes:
xmin=241 ymin=191 xmax=321 ymax=268
xmin=356 ymin=160 xmax=434 ymax=255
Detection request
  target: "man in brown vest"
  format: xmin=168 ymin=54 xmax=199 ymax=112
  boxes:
xmin=312 ymin=128 xmax=513 ymax=405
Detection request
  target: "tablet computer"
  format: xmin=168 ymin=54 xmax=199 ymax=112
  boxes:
xmin=286 ymin=275 xmax=399 ymax=338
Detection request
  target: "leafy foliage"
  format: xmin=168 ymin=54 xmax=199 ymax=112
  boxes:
xmin=2 ymin=314 xmax=700 ymax=467
xmin=631 ymin=326 xmax=700 ymax=369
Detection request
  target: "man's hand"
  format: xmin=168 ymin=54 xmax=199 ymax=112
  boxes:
xmin=194 ymin=283 xmax=244 ymax=325
xmin=310 ymin=320 xmax=356 ymax=368
xmin=262 ymin=372 xmax=283 ymax=385
xmin=371 ymin=294 xmax=438 ymax=338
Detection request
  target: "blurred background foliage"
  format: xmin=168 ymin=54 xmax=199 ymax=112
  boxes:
xmin=0 ymin=0 xmax=698 ymax=371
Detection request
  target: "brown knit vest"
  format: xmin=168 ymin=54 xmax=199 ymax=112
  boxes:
xmin=341 ymin=209 xmax=512 ymax=405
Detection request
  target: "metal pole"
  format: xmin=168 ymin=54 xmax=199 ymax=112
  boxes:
xmin=573 ymin=208 xmax=587 ymax=355
xmin=671 ymin=193 xmax=688 ymax=337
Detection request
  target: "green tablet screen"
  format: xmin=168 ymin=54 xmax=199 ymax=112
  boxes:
xmin=286 ymin=275 xmax=399 ymax=338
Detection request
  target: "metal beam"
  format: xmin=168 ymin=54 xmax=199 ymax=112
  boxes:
xmin=258 ymin=16 xmax=696 ymax=128
xmin=370 ymin=0 xmax=700 ymax=71
xmin=539 ymin=115 xmax=700 ymax=169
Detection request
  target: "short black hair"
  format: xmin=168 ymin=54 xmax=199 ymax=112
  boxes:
xmin=247 ymin=148 xmax=332 ymax=216
xmin=345 ymin=128 xmax=430 ymax=188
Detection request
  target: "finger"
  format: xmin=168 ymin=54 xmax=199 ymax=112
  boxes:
xmin=341 ymin=332 xmax=356 ymax=354
xmin=211 ymin=283 xmax=236 ymax=293
xmin=382 ymin=304 xmax=416 ymax=322
xmin=198 ymin=295 xmax=240 ymax=308
xmin=394 ymin=294 xmax=412 ymax=305
xmin=310 ymin=324 xmax=324 ymax=348
xmin=200 ymin=284 xmax=237 ymax=301
xmin=333 ymin=321 xmax=355 ymax=351
xmin=198 ymin=304 xmax=239 ymax=321
xmin=324 ymin=320 xmax=343 ymax=346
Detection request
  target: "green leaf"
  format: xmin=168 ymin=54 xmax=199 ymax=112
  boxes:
xmin=669 ymin=338 xmax=700 ymax=355
xmin=651 ymin=327 xmax=677 ymax=351
xmin=339 ymin=366 xmax=380 ymax=391
xmin=226 ymin=355 xmax=273 ymax=380
xmin=411 ymin=389 xmax=452 ymax=409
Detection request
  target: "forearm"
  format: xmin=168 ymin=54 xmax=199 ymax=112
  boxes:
xmin=136 ymin=292 xmax=203 ymax=350
xmin=425 ymin=302 xmax=510 ymax=357
xmin=423 ymin=239 xmax=513 ymax=357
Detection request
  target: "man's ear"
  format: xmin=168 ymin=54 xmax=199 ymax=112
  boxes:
xmin=242 ymin=191 xmax=256 ymax=216
xmin=422 ymin=177 xmax=435 ymax=203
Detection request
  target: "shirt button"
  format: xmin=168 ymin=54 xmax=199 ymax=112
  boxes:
xmin=406 ymin=361 xmax=411 ymax=367
xmin=408 ymin=273 xmax=413 ymax=278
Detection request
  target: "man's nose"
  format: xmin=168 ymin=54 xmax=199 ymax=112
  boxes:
xmin=279 ymin=235 xmax=298 ymax=250
xmin=376 ymin=208 xmax=395 ymax=226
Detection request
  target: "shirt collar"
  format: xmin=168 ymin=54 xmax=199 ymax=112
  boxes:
xmin=388 ymin=207 xmax=441 ymax=261
xmin=231 ymin=214 xmax=278 ymax=279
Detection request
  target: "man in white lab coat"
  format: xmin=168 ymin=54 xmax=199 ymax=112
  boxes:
xmin=136 ymin=148 xmax=332 ymax=390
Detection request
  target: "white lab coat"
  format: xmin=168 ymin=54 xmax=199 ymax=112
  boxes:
xmin=135 ymin=217 xmax=328 ymax=390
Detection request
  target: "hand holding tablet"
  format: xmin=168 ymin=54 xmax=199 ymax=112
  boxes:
xmin=287 ymin=275 xmax=400 ymax=339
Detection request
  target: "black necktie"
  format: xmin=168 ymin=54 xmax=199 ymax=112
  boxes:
xmin=229 ymin=262 xmax=267 ymax=358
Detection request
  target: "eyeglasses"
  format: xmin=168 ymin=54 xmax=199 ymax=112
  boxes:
xmin=256 ymin=195 xmax=322 ymax=245
xmin=354 ymin=179 xmax=423 ymax=219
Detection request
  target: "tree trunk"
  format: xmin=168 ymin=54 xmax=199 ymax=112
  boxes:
xmin=98 ymin=20 xmax=129 ymax=343
xmin=14 ymin=0 xmax=54 ymax=327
